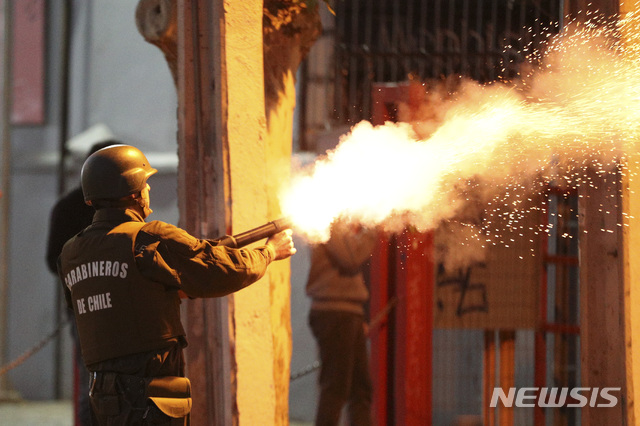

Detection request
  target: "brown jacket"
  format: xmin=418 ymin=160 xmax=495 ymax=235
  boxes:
xmin=59 ymin=208 xmax=275 ymax=366
xmin=305 ymin=222 xmax=377 ymax=315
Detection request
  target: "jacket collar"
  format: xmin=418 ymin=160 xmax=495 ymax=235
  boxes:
xmin=93 ymin=208 xmax=145 ymax=224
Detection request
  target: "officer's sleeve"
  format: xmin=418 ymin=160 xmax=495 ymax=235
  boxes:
xmin=135 ymin=221 xmax=276 ymax=298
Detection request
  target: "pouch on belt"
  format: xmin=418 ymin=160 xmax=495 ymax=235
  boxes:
xmin=145 ymin=376 xmax=192 ymax=418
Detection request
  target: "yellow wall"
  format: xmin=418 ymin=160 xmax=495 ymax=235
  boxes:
xmin=265 ymin=70 xmax=296 ymax=426
xmin=621 ymin=4 xmax=640 ymax=425
xmin=622 ymin=156 xmax=640 ymax=426
xmin=225 ymin=0 xmax=278 ymax=423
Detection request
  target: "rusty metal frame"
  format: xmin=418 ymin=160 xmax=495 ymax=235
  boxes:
xmin=535 ymin=187 xmax=580 ymax=426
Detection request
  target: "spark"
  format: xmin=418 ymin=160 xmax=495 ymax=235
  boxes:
xmin=281 ymin=12 xmax=640 ymax=245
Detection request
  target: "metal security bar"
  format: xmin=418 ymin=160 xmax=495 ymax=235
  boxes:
xmin=330 ymin=0 xmax=562 ymax=125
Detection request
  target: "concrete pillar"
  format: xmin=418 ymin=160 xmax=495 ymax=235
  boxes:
xmin=176 ymin=0 xmax=279 ymax=423
xmin=138 ymin=0 xmax=291 ymax=423
xmin=224 ymin=1 xmax=279 ymax=423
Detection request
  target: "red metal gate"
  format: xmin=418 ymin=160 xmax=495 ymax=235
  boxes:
xmin=369 ymin=82 xmax=435 ymax=426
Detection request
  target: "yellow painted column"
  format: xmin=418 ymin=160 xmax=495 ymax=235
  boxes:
xmin=223 ymin=0 xmax=279 ymax=424
xmin=147 ymin=0 xmax=292 ymax=422
xmin=622 ymin=163 xmax=640 ymax=426
xmin=265 ymin=72 xmax=295 ymax=425
xmin=620 ymin=2 xmax=640 ymax=424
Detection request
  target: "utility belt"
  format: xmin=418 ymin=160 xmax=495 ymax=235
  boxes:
xmin=89 ymin=371 xmax=192 ymax=422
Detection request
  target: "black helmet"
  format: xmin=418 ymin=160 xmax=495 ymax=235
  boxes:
xmin=81 ymin=144 xmax=157 ymax=202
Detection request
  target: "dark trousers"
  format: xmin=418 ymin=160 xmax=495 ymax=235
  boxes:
xmin=309 ymin=309 xmax=373 ymax=426
xmin=70 ymin=314 xmax=93 ymax=426
xmin=89 ymin=372 xmax=188 ymax=426
xmin=75 ymin=341 xmax=94 ymax=426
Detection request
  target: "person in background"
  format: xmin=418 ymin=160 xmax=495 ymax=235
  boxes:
xmin=47 ymin=141 xmax=121 ymax=271
xmin=57 ymin=144 xmax=296 ymax=425
xmin=46 ymin=140 xmax=120 ymax=426
xmin=306 ymin=219 xmax=378 ymax=426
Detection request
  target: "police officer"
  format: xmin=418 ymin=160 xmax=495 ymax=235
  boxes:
xmin=57 ymin=144 xmax=296 ymax=425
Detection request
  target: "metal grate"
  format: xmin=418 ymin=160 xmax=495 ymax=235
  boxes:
xmin=330 ymin=0 xmax=562 ymax=125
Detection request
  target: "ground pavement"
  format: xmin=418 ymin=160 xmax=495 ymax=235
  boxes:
xmin=0 ymin=400 xmax=313 ymax=425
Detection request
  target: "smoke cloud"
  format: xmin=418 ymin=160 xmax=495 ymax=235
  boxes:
xmin=282 ymin=12 xmax=640 ymax=247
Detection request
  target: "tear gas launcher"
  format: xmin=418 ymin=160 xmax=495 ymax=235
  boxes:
xmin=213 ymin=218 xmax=292 ymax=248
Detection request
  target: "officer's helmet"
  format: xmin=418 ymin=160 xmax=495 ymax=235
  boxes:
xmin=81 ymin=144 xmax=157 ymax=202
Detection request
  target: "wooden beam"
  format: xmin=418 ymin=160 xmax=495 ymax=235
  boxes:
xmin=175 ymin=0 xmax=232 ymax=424
xmin=578 ymin=167 xmax=626 ymax=425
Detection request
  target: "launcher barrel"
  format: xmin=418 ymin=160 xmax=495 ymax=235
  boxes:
xmin=215 ymin=218 xmax=292 ymax=248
